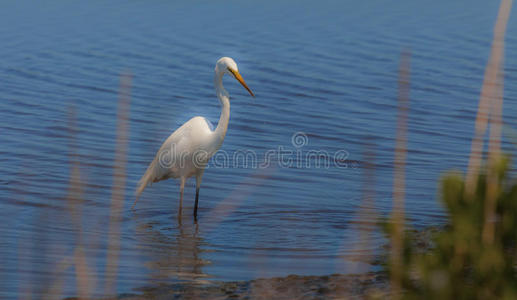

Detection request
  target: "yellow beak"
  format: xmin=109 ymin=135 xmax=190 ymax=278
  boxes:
xmin=229 ymin=69 xmax=255 ymax=97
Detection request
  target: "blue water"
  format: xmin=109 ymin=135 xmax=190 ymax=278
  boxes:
xmin=1 ymin=0 xmax=516 ymax=298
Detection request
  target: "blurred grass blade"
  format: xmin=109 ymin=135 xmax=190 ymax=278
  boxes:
xmin=343 ymin=139 xmax=377 ymax=274
xmin=465 ymin=0 xmax=513 ymax=196
xmin=482 ymin=0 xmax=512 ymax=245
xmin=390 ymin=50 xmax=410 ymax=297
xmin=104 ymin=72 xmax=132 ymax=295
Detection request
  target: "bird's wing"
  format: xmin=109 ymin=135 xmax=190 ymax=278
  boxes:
xmin=134 ymin=116 xmax=214 ymax=202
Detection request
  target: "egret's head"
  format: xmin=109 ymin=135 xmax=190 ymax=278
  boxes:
xmin=216 ymin=57 xmax=254 ymax=97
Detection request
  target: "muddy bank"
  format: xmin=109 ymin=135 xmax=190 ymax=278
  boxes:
xmin=69 ymin=272 xmax=388 ymax=300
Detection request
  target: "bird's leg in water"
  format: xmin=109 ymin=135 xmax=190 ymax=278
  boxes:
xmin=194 ymin=171 xmax=204 ymax=219
xmin=194 ymin=187 xmax=200 ymax=219
xmin=178 ymin=177 xmax=185 ymax=218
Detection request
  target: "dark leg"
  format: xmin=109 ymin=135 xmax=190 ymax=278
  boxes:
xmin=194 ymin=186 xmax=200 ymax=219
xmin=194 ymin=171 xmax=204 ymax=219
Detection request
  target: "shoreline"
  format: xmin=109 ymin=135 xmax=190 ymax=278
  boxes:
xmin=66 ymin=271 xmax=389 ymax=300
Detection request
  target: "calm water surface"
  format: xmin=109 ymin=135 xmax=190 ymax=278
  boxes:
xmin=1 ymin=0 xmax=516 ymax=298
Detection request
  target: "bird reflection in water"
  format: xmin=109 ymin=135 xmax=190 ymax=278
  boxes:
xmin=133 ymin=212 xmax=211 ymax=286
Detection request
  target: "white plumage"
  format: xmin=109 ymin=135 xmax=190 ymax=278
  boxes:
xmin=133 ymin=57 xmax=254 ymax=219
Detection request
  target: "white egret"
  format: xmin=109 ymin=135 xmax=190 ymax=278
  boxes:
xmin=133 ymin=57 xmax=254 ymax=218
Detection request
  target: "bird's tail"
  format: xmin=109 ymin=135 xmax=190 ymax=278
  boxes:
xmin=132 ymin=159 xmax=157 ymax=209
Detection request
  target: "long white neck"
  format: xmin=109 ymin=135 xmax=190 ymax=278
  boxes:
xmin=214 ymin=71 xmax=230 ymax=145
